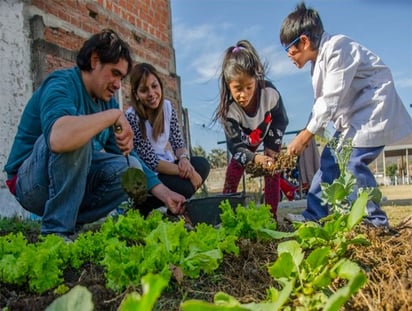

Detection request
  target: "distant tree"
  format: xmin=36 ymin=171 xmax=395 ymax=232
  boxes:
xmin=191 ymin=145 xmax=206 ymax=158
xmin=386 ymin=163 xmax=397 ymax=177
xmin=207 ymin=148 xmax=227 ymax=168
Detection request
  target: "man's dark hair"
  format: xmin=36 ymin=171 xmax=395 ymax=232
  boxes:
xmin=76 ymin=28 xmax=133 ymax=74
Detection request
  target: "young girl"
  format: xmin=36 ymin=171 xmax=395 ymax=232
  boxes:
xmin=126 ymin=63 xmax=210 ymax=215
xmin=212 ymin=40 xmax=289 ymax=219
xmin=280 ymin=2 xmax=412 ymax=227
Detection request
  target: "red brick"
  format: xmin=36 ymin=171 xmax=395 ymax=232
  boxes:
xmin=30 ymin=0 xmax=180 ymax=115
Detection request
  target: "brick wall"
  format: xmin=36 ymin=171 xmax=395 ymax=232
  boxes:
xmin=29 ymin=0 xmax=180 ymax=108
xmin=0 ymin=0 xmax=181 ymax=186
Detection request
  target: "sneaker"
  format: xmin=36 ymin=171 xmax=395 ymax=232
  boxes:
xmin=382 ymin=226 xmax=400 ymax=237
xmin=284 ymin=213 xmax=307 ymax=223
xmin=53 ymin=233 xmax=74 ymax=244
xmin=108 ymin=207 xmax=125 ymax=217
xmin=362 ymin=220 xmax=400 ymax=237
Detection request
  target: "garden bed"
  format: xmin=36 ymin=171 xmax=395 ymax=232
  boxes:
xmin=1 ymin=203 xmax=411 ymax=311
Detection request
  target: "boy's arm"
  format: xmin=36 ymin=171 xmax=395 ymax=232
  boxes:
xmin=287 ymin=129 xmax=314 ymax=156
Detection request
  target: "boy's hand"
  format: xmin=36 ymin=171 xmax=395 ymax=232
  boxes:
xmin=287 ymin=129 xmax=313 ymax=156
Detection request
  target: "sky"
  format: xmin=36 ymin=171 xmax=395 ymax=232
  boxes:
xmin=170 ymin=0 xmax=412 ymax=153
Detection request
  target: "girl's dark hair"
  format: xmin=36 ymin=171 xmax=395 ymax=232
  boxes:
xmin=129 ymin=63 xmax=165 ymax=140
xmin=212 ymin=39 xmax=267 ymax=123
xmin=279 ymin=2 xmax=324 ymax=50
xmin=76 ymin=29 xmax=133 ymax=74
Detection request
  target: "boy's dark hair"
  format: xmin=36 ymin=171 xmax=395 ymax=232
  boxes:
xmin=280 ymin=2 xmax=324 ymax=50
xmin=76 ymin=29 xmax=133 ymax=74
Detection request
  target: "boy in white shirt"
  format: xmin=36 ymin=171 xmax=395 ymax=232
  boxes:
xmin=280 ymin=2 xmax=412 ymax=227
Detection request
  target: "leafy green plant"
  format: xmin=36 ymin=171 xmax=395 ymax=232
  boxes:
xmin=118 ymin=273 xmax=169 ymax=311
xmin=0 ymin=232 xmax=32 ymax=285
xmin=180 ymin=192 xmax=369 ymax=311
xmin=100 ymin=210 xmax=241 ymax=292
xmin=1 ymin=137 xmax=382 ymax=311
xmin=0 ymin=232 xmax=72 ymax=293
xmin=321 ymin=137 xmax=382 ymax=215
xmin=181 ymin=137 xmax=375 ymax=310
xmin=267 ymin=193 xmax=368 ymax=310
xmin=0 ymin=216 xmax=40 ymax=233
xmin=45 ymin=285 xmax=93 ymax=311
xmin=219 ymin=200 xmax=294 ymax=241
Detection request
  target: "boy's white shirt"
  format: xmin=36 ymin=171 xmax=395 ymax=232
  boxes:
xmin=307 ymin=32 xmax=412 ymax=147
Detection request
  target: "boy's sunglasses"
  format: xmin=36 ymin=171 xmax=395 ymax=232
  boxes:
xmin=283 ymin=33 xmax=307 ymax=52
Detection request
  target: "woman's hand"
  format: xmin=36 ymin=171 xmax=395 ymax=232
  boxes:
xmin=189 ymin=171 xmax=203 ymax=190
xmin=178 ymin=157 xmax=194 ymax=178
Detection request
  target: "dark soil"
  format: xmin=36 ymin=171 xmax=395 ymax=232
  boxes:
xmin=1 ymin=215 xmax=411 ymax=311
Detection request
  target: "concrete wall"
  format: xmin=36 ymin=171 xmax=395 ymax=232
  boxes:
xmin=0 ymin=0 xmax=32 ymax=186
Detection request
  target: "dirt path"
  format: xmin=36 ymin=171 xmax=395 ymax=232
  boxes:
xmin=277 ymin=184 xmax=412 ymax=227
xmin=379 ymin=185 xmax=412 ymax=200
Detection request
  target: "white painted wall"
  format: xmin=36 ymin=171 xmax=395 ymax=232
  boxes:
xmin=0 ymin=0 xmax=32 ymax=186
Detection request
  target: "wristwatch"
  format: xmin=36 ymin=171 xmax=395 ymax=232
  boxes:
xmin=179 ymin=153 xmax=190 ymax=160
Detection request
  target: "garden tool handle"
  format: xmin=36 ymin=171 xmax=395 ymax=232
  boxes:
xmin=114 ymin=124 xmax=130 ymax=167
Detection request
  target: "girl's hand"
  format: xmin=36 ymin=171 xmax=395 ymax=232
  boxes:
xmin=254 ymin=153 xmax=275 ymax=169
xmin=264 ymin=148 xmax=278 ymax=159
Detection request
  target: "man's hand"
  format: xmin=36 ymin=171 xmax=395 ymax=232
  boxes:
xmin=114 ymin=114 xmax=134 ymax=155
xmin=150 ymin=184 xmax=186 ymax=215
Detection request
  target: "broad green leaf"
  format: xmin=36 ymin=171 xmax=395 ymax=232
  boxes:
xmin=306 ymin=247 xmax=331 ymax=270
xmin=311 ymin=267 xmax=333 ymax=289
xmin=182 ymin=291 xmax=248 ymax=310
xmin=267 ymin=279 xmax=295 ymax=310
xmin=323 ymin=272 xmax=367 ymax=311
xmin=278 ymin=240 xmax=304 ymax=267
xmin=297 ymin=225 xmax=329 ymax=242
xmin=118 ymin=273 xmax=168 ymax=311
xmin=258 ymin=229 xmax=296 ymax=240
xmin=347 ymin=192 xmax=368 ymax=229
xmin=45 ymin=285 xmax=93 ymax=311
xmin=268 ymin=252 xmax=295 ymax=278
xmin=361 ymin=187 xmax=382 ymax=204
xmin=333 ymin=259 xmax=364 ymax=280
xmin=145 ymin=221 xmax=186 ymax=254
xmin=182 ymin=291 xmax=284 ymax=311
xmin=182 ymin=249 xmax=222 ymax=277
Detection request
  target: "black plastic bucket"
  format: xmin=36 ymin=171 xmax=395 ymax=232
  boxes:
xmin=185 ymin=193 xmax=246 ymax=226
